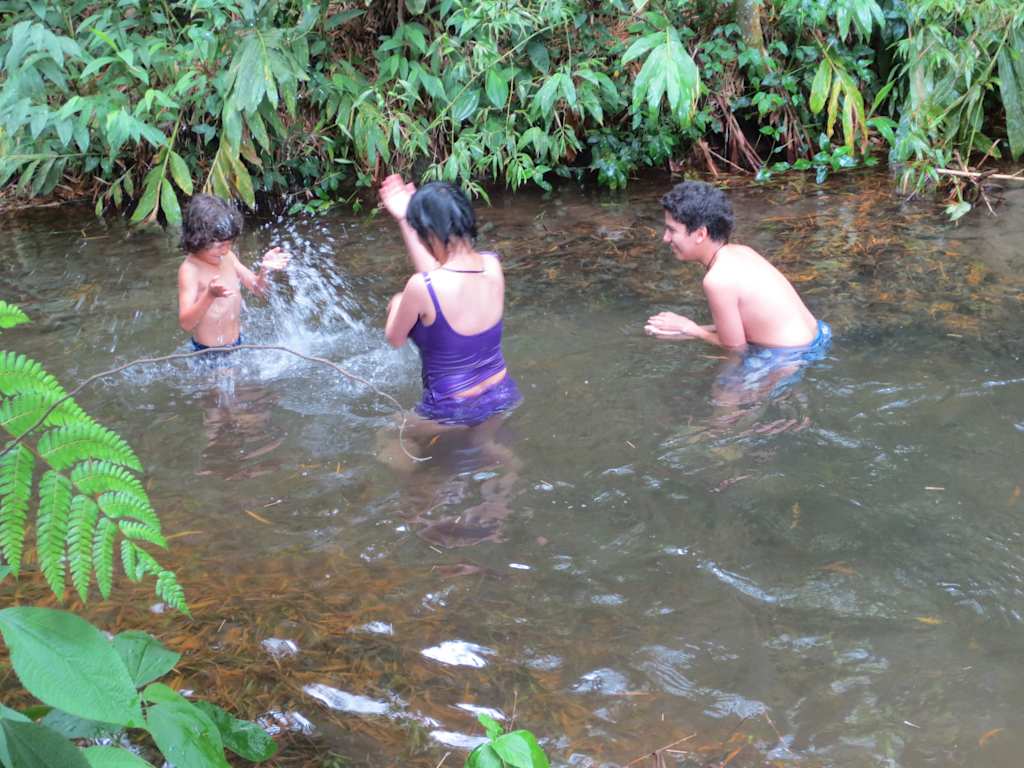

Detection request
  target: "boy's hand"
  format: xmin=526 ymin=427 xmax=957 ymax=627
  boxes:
xmin=207 ymin=277 xmax=233 ymax=298
xmin=645 ymin=311 xmax=700 ymax=337
xmin=260 ymin=247 xmax=290 ymax=272
xmin=379 ymin=174 xmax=416 ymax=221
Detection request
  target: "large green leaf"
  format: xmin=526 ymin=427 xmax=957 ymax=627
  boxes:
xmin=0 ymin=719 xmax=91 ymax=768
xmin=167 ymin=151 xmax=193 ymax=196
xmin=466 ymin=743 xmax=503 ymax=768
xmin=631 ymin=30 xmax=699 ymax=123
xmin=810 ymin=58 xmax=832 ymax=114
xmin=451 ymin=89 xmax=481 ymax=123
xmin=113 ymin=631 xmax=180 ymax=688
xmin=492 ymin=730 xmax=549 ymax=768
xmin=146 ymin=699 xmax=231 ymax=768
xmin=160 ymin=181 xmax=181 ymax=225
xmin=82 ymin=746 xmax=155 ymax=768
xmin=194 ymin=701 xmax=278 ymax=761
xmin=40 ymin=708 xmax=120 ymax=740
xmin=0 ymin=608 xmax=143 ymax=728
xmin=997 ymin=38 xmax=1024 ymax=160
xmin=485 ymin=69 xmax=509 ymax=108
xmin=0 ymin=704 xmax=29 ymax=723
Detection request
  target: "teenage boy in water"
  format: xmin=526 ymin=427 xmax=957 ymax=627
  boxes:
xmin=177 ymin=194 xmax=289 ymax=351
xmin=645 ymin=181 xmax=830 ymax=361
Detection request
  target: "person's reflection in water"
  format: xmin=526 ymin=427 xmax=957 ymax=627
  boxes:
xmin=379 ymin=414 xmax=521 ymax=549
xmin=194 ymin=364 xmax=284 ymax=481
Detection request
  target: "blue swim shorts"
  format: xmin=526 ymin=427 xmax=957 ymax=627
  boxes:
xmin=717 ymin=320 xmax=832 ymax=395
xmin=190 ymin=336 xmax=242 ymax=368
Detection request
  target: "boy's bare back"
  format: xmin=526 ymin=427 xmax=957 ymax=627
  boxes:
xmin=702 ymin=243 xmax=817 ymax=348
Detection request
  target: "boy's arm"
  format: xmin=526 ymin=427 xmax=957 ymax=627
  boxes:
xmin=178 ymin=264 xmax=228 ymax=333
xmin=703 ymin=279 xmax=747 ymax=350
xmin=644 ymin=282 xmax=746 ymax=350
xmin=232 ymin=248 xmax=289 ymax=298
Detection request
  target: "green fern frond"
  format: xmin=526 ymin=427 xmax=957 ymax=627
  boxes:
xmin=133 ymin=547 xmax=162 ymax=577
xmin=36 ymin=470 xmax=72 ymax=598
xmin=98 ymin=491 xmax=161 ymax=532
xmin=1 ymin=393 xmax=57 ymax=437
xmin=156 ymin=570 xmax=190 ymax=616
xmin=68 ymin=494 xmax=99 ymax=602
xmin=37 ymin=423 xmax=142 ymax=472
xmin=72 ymin=460 xmax=148 ymax=501
xmin=0 ymin=301 xmax=30 ymax=331
xmin=117 ymin=520 xmax=167 ymax=548
xmin=121 ymin=539 xmax=140 ymax=582
xmin=0 ymin=351 xmax=68 ymax=399
xmin=0 ymin=391 xmax=92 ymax=438
xmin=93 ymin=516 xmax=117 ymax=599
xmin=0 ymin=443 xmax=34 ymax=574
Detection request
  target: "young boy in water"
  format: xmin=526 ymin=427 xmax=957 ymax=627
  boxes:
xmin=177 ymin=194 xmax=289 ymax=351
xmin=644 ymin=181 xmax=829 ymax=354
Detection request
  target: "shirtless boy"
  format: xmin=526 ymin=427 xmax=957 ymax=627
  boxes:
xmin=177 ymin=194 xmax=289 ymax=351
xmin=644 ymin=181 xmax=829 ymax=356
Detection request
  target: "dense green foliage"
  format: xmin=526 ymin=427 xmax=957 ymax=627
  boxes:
xmin=0 ymin=0 xmax=1021 ymax=217
xmin=0 ymin=606 xmax=277 ymax=767
xmin=0 ymin=300 xmax=185 ymax=612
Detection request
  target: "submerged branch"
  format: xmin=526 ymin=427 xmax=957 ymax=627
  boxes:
xmin=1 ymin=344 xmax=431 ymax=463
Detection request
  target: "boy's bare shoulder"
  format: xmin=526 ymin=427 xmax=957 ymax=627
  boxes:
xmin=178 ymin=255 xmax=202 ymax=283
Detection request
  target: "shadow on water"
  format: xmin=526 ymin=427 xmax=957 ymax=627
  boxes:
xmin=1 ymin=170 xmax=1024 ymax=767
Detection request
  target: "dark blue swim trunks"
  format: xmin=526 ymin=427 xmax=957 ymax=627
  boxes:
xmin=190 ymin=336 xmax=242 ymax=368
xmin=717 ymin=320 xmax=832 ymax=395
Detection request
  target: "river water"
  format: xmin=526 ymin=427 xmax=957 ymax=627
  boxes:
xmin=2 ymin=171 xmax=1023 ymax=767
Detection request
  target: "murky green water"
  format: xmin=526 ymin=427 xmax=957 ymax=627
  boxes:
xmin=2 ymin=171 xmax=1023 ymax=767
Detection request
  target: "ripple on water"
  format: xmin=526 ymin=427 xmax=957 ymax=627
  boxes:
xmin=421 ymin=640 xmax=494 ymax=668
xmin=302 ymin=683 xmax=390 ymax=715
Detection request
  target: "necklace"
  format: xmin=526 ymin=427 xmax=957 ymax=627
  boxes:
xmin=705 ymin=244 xmax=725 ymax=272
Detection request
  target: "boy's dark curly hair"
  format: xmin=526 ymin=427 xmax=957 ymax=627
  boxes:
xmin=180 ymin=194 xmax=242 ymax=254
xmin=405 ymin=182 xmax=477 ymax=247
xmin=660 ymin=181 xmax=735 ymax=242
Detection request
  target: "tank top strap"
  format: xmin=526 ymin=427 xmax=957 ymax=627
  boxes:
xmin=421 ymin=271 xmax=443 ymax=316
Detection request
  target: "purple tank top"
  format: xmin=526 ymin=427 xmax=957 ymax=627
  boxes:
xmin=408 ymin=269 xmax=508 ymax=400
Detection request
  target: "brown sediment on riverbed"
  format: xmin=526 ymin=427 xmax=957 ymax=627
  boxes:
xmin=0 ymin=544 xmax=825 ymax=767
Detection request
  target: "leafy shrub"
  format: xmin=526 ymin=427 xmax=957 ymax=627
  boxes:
xmin=0 ymin=1 xmax=1021 ymax=214
xmin=0 ymin=606 xmax=277 ymax=767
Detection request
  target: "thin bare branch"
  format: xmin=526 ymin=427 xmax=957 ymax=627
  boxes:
xmin=0 ymin=343 xmax=431 ymax=463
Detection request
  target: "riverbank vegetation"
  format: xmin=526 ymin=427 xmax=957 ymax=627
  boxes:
xmin=0 ymin=0 xmax=1021 ymax=220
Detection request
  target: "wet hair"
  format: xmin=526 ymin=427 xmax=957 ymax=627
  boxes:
xmin=405 ymin=182 xmax=477 ymax=247
xmin=180 ymin=193 xmax=242 ymax=254
xmin=660 ymin=181 xmax=735 ymax=242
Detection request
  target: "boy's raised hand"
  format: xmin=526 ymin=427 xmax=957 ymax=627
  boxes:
xmin=207 ymin=276 xmax=233 ymax=298
xmin=260 ymin=247 xmax=290 ymax=272
xmin=379 ymin=173 xmax=416 ymax=221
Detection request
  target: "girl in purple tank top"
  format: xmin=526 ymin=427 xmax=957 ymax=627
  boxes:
xmin=379 ymin=175 xmax=521 ymax=427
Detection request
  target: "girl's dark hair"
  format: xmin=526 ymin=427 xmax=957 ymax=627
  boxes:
xmin=180 ymin=194 xmax=242 ymax=253
xmin=405 ymin=182 xmax=477 ymax=247
xmin=660 ymin=181 xmax=735 ymax=242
